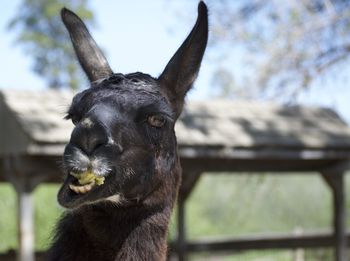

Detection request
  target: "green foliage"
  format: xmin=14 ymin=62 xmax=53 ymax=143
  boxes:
xmin=8 ymin=0 xmax=94 ymax=90
xmin=1 ymin=173 xmax=350 ymax=260
xmin=185 ymin=174 xmax=332 ymax=239
xmin=0 ymin=185 xmax=17 ymax=252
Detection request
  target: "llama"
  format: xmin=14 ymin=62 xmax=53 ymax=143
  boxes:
xmin=46 ymin=2 xmax=208 ymax=261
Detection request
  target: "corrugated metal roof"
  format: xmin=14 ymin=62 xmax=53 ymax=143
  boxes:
xmin=1 ymin=89 xmax=350 ymax=157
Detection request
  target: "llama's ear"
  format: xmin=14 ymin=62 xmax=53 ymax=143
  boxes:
xmin=61 ymin=8 xmax=113 ymax=83
xmin=158 ymin=1 xmax=208 ymax=117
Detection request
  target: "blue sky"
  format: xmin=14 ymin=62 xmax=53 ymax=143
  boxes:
xmin=1 ymin=0 xmax=350 ymax=122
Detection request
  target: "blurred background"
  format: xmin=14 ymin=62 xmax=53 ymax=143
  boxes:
xmin=1 ymin=0 xmax=350 ymax=260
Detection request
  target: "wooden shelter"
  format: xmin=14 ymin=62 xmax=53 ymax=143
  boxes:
xmin=1 ymin=89 xmax=350 ymax=261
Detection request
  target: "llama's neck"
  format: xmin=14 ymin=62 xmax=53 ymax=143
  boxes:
xmin=47 ymin=203 xmax=172 ymax=261
xmin=84 ymin=203 xmax=172 ymax=260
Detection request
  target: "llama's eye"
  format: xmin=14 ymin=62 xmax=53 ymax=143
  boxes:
xmin=147 ymin=115 xmax=165 ymax=128
xmin=65 ymin=113 xmax=79 ymax=125
xmin=71 ymin=116 xmax=80 ymax=125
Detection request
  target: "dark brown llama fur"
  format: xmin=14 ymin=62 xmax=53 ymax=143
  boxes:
xmin=46 ymin=2 xmax=208 ymax=260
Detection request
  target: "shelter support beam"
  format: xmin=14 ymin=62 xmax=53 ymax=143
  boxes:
xmin=322 ymin=171 xmax=347 ymax=261
xmin=17 ymin=183 xmax=35 ymax=261
xmin=176 ymin=171 xmax=202 ymax=261
xmin=3 ymin=157 xmax=37 ymax=261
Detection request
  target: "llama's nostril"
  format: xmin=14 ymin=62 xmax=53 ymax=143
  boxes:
xmin=82 ymin=136 xmax=107 ymax=155
xmin=91 ymin=141 xmax=105 ymax=153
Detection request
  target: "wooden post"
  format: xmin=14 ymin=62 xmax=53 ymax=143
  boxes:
xmin=322 ymin=172 xmax=347 ymax=261
xmin=177 ymin=198 xmax=187 ymax=261
xmin=176 ymin=171 xmax=202 ymax=261
xmin=17 ymin=185 xmax=35 ymax=261
xmin=4 ymin=157 xmax=36 ymax=261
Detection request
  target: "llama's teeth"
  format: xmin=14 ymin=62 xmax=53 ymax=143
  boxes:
xmin=69 ymin=184 xmax=80 ymax=194
xmin=69 ymin=182 xmax=95 ymax=194
xmin=77 ymin=186 xmax=85 ymax=194
xmin=84 ymin=183 xmax=93 ymax=192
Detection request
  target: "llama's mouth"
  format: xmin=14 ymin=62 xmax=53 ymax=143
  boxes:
xmin=58 ymin=169 xmax=113 ymax=209
xmin=68 ymin=171 xmax=105 ymax=195
xmin=69 ymin=180 xmax=96 ymax=194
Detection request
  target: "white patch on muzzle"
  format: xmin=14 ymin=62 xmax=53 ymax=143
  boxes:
xmin=105 ymin=194 xmax=121 ymax=203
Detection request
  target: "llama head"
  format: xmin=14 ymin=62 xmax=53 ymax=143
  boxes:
xmin=57 ymin=2 xmax=208 ymax=209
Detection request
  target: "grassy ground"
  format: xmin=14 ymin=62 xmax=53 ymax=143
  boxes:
xmin=1 ymin=173 xmax=349 ymax=260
